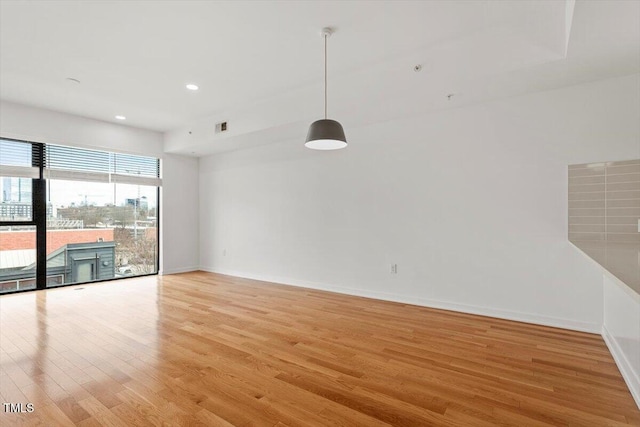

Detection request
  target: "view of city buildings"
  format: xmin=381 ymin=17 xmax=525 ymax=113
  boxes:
xmin=2 ymin=176 xmax=31 ymax=201
xmin=0 ymin=176 xmax=158 ymax=293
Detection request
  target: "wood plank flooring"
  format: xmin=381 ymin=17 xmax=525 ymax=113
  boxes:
xmin=1 ymin=271 xmax=638 ymax=426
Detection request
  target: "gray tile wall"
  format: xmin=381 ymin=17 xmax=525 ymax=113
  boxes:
xmin=569 ymin=159 xmax=640 ymax=242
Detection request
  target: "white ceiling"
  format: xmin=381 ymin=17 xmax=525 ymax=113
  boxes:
xmin=1 ymin=0 xmax=639 ymax=156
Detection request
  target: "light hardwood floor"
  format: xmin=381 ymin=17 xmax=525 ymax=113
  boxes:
xmin=1 ymin=271 xmax=638 ymax=426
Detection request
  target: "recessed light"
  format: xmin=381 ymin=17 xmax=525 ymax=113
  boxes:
xmin=186 ymin=84 xmax=199 ymax=91
xmin=115 ymin=115 xmax=126 ymax=120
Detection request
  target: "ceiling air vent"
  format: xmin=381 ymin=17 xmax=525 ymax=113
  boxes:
xmin=215 ymin=122 xmax=228 ymax=133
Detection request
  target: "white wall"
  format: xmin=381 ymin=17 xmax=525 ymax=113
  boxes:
xmin=0 ymin=101 xmax=200 ymax=275
xmin=200 ymin=73 xmax=640 ymax=333
xmin=160 ymin=154 xmax=200 ymax=274
xmin=0 ymin=101 xmax=163 ymax=157
xmin=603 ymin=273 xmax=640 ymax=407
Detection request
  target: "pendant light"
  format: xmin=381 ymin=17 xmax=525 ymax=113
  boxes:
xmin=305 ymin=27 xmax=347 ymax=150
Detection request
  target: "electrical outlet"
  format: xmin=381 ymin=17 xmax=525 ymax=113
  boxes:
xmin=391 ymin=264 xmax=398 ymax=274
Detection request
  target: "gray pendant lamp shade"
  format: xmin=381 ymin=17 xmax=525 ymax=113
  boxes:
xmin=305 ymin=119 xmax=347 ymax=150
xmin=305 ymin=28 xmax=347 ymax=150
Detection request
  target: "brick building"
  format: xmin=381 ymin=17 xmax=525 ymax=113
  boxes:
xmin=0 ymin=228 xmax=114 ymax=254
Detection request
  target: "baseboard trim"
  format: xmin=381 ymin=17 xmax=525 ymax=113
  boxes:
xmin=602 ymin=325 xmax=640 ymax=409
xmin=160 ymin=266 xmax=200 ymax=276
xmin=199 ymin=266 xmax=601 ymax=334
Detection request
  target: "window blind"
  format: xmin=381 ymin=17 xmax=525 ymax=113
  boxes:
xmin=0 ymin=139 xmax=40 ymax=178
xmin=1 ymin=140 xmax=161 ymax=186
xmin=44 ymin=144 xmax=161 ymax=186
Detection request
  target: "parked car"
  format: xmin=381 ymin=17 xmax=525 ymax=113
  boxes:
xmin=117 ymin=266 xmax=133 ymax=275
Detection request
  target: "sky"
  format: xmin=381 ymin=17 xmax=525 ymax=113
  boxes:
xmin=48 ymin=180 xmax=157 ymax=209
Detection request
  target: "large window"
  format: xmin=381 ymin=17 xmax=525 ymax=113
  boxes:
xmin=0 ymin=138 xmax=161 ymax=293
xmin=0 ymin=225 xmax=36 ymax=292
xmin=0 ymin=139 xmax=37 ymax=222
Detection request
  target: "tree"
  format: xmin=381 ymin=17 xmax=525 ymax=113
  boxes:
xmin=113 ymin=229 xmax=157 ymax=274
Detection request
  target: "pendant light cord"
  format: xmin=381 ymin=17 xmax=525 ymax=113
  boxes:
xmin=324 ymin=32 xmax=328 ymax=120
